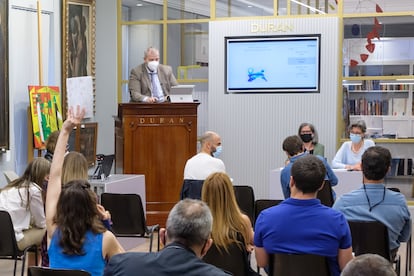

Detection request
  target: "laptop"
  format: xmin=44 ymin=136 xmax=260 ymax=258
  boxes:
xmin=89 ymin=154 xmax=114 ymax=180
xmin=169 ymin=85 xmax=194 ymax=103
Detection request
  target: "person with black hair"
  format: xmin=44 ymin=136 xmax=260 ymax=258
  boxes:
xmin=280 ymin=135 xmax=337 ymax=199
xmin=255 ymin=155 xmax=353 ymax=276
xmin=333 ymin=146 xmax=411 ymax=259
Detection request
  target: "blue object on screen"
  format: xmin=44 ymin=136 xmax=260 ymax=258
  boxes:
xmin=225 ymin=34 xmax=321 ymax=93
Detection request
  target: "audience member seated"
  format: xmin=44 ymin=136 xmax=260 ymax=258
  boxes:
xmin=44 ymin=130 xmax=60 ymax=162
xmin=332 ymin=120 xmax=375 ymax=170
xmin=333 ymin=146 xmax=411 ymax=260
xmin=103 ymin=199 xmax=230 ymax=276
xmin=280 ymin=135 xmax=338 ymax=199
xmin=181 ymin=131 xmax=226 ymax=199
xmin=46 ymin=106 xmax=124 ymax=276
xmin=341 ymin=253 xmax=397 ymax=276
xmin=255 ymin=155 xmax=353 ymax=276
xmin=201 ymin=172 xmax=256 ymax=275
xmin=0 ymin=157 xmax=50 ymax=265
xmin=298 ymin=122 xmax=324 ymax=157
xmin=41 ymin=133 xmax=112 ymax=267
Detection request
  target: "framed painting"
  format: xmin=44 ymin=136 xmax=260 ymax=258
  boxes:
xmin=0 ymin=0 xmax=8 ymax=150
xmin=68 ymin=122 xmax=98 ymax=167
xmin=62 ymin=0 xmax=95 ymax=116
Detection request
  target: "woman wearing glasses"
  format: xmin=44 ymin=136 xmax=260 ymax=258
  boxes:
xmin=332 ymin=120 xmax=375 ymax=170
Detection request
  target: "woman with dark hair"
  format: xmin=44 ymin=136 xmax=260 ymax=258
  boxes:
xmin=44 ymin=130 xmax=60 ymax=162
xmin=298 ymin=122 xmax=324 ymax=157
xmin=0 ymin=157 xmax=50 ymax=266
xmin=46 ymin=106 xmax=123 ymax=276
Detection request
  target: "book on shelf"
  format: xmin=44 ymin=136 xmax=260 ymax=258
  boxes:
xmin=348 ymin=81 xmax=409 ymax=92
xmin=348 ymin=98 xmax=390 ymax=115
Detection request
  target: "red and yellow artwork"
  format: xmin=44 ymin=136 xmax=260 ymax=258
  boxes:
xmin=28 ymin=86 xmax=63 ymax=149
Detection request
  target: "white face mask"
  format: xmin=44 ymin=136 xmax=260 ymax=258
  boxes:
xmin=147 ymin=60 xmax=159 ymax=71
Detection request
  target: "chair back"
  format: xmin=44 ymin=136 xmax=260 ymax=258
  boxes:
xmin=3 ymin=170 xmax=19 ymax=183
xmin=233 ymin=185 xmax=255 ymax=226
xmin=348 ymin=220 xmax=391 ymax=260
xmin=0 ymin=210 xmax=19 ymax=258
xmin=203 ymin=237 xmax=250 ymax=276
xmin=254 ymin=199 xmax=283 ymax=226
xmin=180 ymin=179 xmax=204 ymax=200
xmin=317 ymin=180 xmax=334 ymax=207
xmin=101 ymin=193 xmax=146 ymax=235
xmin=28 ymin=267 xmax=91 ymax=276
xmin=269 ymin=253 xmax=331 ymax=276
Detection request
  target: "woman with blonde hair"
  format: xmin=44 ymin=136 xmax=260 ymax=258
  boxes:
xmin=202 ymin=172 xmax=256 ymax=275
xmin=61 ymin=151 xmax=88 ymax=184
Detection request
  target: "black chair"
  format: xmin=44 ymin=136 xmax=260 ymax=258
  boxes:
xmin=348 ymin=220 xmax=401 ymax=275
xmin=233 ymin=185 xmax=255 ymax=226
xmin=254 ymin=199 xmax=283 ymax=226
xmin=316 ymin=180 xmax=334 ymax=207
xmin=0 ymin=210 xmax=38 ymax=276
xmin=179 ymin=179 xmax=204 ymax=200
xmin=203 ymin=239 xmax=252 ymax=276
xmin=100 ymin=193 xmax=160 ymax=252
xmin=28 ymin=267 xmax=91 ymax=276
xmin=269 ymin=253 xmax=331 ymax=276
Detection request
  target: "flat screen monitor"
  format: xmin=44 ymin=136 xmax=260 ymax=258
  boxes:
xmin=225 ymin=34 xmax=321 ymax=93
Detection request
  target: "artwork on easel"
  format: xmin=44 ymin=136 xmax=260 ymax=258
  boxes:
xmin=28 ymin=86 xmax=63 ymax=149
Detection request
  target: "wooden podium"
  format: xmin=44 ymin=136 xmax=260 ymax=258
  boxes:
xmin=114 ymin=102 xmax=199 ymax=226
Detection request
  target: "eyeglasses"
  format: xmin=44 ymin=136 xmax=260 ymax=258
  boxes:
xmin=350 ymin=132 xmax=363 ymax=135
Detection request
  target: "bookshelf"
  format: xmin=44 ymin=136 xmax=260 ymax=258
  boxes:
xmin=342 ymin=37 xmax=414 ymax=138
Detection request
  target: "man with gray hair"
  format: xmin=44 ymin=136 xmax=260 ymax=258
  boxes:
xmin=104 ymin=199 xmax=230 ymax=275
xmin=181 ymin=131 xmax=226 ymax=199
xmin=129 ymin=46 xmax=178 ymax=103
xmin=341 ymin=254 xmax=397 ymax=276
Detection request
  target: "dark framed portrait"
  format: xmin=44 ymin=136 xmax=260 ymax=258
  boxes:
xmin=68 ymin=122 xmax=98 ymax=167
xmin=62 ymin=0 xmax=95 ymax=116
xmin=0 ymin=0 xmax=8 ymax=150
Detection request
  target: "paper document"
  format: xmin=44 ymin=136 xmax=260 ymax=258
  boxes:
xmin=66 ymin=76 xmax=94 ymax=118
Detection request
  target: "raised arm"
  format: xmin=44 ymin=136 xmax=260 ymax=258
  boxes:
xmin=46 ymin=106 xmax=85 ymax=241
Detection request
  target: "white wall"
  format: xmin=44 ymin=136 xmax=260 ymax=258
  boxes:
xmin=0 ymin=0 xmax=118 ymax=186
xmin=209 ymin=18 xmax=340 ymax=198
xmin=0 ymin=0 xmax=60 ymax=186
xmin=94 ymin=1 xmax=117 ymax=156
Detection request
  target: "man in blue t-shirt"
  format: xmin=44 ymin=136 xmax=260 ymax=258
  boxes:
xmin=255 ymin=155 xmax=353 ymax=276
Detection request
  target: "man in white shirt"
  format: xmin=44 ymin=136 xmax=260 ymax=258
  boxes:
xmin=180 ymin=131 xmax=226 ymax=199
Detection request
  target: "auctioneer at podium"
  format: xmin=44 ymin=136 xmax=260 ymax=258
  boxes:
xmin=114 ymin=102 xmax=199 ymax=226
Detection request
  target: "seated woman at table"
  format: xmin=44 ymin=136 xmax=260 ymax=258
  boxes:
xmin=332 ymin=120 xmax=375 ymax=170
xmin=298 ymin=122 xmax=324 ymax=157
